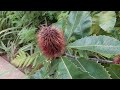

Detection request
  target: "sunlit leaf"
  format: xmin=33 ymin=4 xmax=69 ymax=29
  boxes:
xmin=68 ymin=35 xmax=120 ymax=57
xmin=99 ymin=11 xmax=116 ymax=33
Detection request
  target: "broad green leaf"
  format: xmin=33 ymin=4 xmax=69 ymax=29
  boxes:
xmin=72 ymin=11 xmax=92 ymax=36
xmin=67 ymin=11 xmax=92 ymax=41
xmin=68 ymin=35 xmax=120 ymax=57
xmin=70 ymin=58 xmax=111 ymax=79
xmin=58 ymin=57 xmax=94 ymax=79
xmin=47 ymin=59 xmax=61 ymax=79
xmin=54 ymin=11 xmax=92 ymax=42
xmin=31 ymin=65 xmax=56 ymax=79
xmin=106 ymin=64 xmax=120 ymax=79
xmin=57 ymin=59 xmax=73 ymax=79
xmin=30 ymin=54 xmax=48 ymax=79
xmin=98 ymin=11 xmax=116 ymax=33
xmin=31 ymin=67 xmax=47 ymax=79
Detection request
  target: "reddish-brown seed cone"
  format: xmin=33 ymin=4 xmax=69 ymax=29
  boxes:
xmin=113 ymin=55 xmax=120 ymax=64
xmin=37 ymin=25 xmax=65 ymax=60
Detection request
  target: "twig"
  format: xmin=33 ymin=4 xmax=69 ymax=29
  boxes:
xmin=89 ymin=58 xmax=113 ymax=64
xmin=64 ymin=53 xmax=113 ymax=64
xmin=64 ymin=53 xmax=78 ymax=59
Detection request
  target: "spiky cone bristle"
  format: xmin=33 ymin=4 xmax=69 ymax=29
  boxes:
xmin=113 ymin=55 xmax=120 ymax=64
xmin=37 ymin=25 xmax=65 ymax=60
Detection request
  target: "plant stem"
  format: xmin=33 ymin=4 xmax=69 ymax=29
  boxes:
xmin=64 ymin=53 xmax=113 ymax=64
xmin=89 ymin=58 xmax=113 ymax=64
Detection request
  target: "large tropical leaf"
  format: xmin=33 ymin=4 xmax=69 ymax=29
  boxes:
xmin=67 ymin=35 xmax=120 ymax=57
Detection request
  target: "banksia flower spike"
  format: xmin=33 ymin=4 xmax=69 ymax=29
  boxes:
xmin=37 ymin=25 xmax=65 ymax=60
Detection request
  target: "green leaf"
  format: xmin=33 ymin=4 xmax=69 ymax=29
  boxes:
xmin=90 ymin=24 xmax=101 ymax=35
xmin=11 ymin=50 xmax=39 ymax=68
xmin=0 ymin=27 xmax=21 ymax=35
xmin=11 ymin=50 xmax=27 ymax=67
xmin=67 ymin=11 xmax=92 ymax=41
xmin=57 ymin=11 xmax=69 ymax=21
xmin=22 ymin=56 xmax=31 ymax=68
xmin=70 ymin=58 xmax=111 ymax=79
xmin=30 ymin=54 xmax=48 ymax=79
xmin=18 ymin=27 xmax=36 ymax=43
xmin=47 ymin=59 xmax=61 ymax=79
xmin=19 ymin=43 xmax=33 ymax=52
xmin=54 ymin=11 xmax=92 ymax=42
xmin=68 ymin=35 xmax=120 ymax=57
xmin=26 ymin=54 xmax=36 ymax=67
xmin=58 ymin=57 xmax=94 ymax=79
xmin=31 ymin=67 xmax=47 ymax=79
xmin=0 ymin=41 xmax=7 ymax=51
xmin=90 ymin=14 xmax=101 ymax=35
xmin=57 ymin=59 xmax=72 ymax=79
xmin=18 ymin=51 xmax=27 ymax=67
xmin=106 ymin=64 xmax=120 ymax=79
xmin=98 ymin=11 xmax=116 ymax=33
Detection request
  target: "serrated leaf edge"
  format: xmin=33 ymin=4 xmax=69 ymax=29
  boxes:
xmin=97 ymin=62 xmax=112 ymax=79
